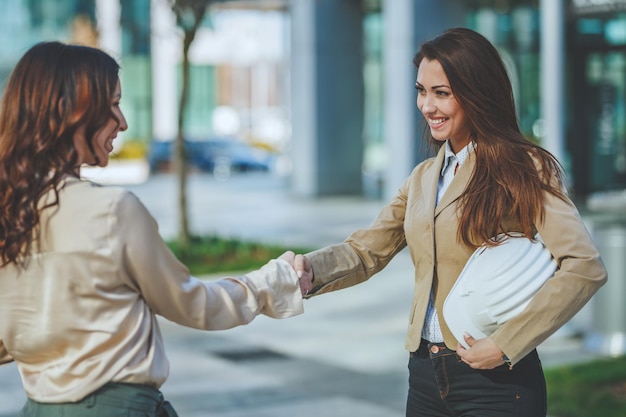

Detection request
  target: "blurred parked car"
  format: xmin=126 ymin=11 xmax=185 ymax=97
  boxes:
xmin=148 ymin=138 xmax=275 ymax=176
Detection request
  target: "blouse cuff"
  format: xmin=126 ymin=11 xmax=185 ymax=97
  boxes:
xmin=243 ymin=259 xmax=304 ymax=319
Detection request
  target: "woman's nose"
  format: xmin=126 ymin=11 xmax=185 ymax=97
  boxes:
xmin=118 ymin=113 xmax=128 ymax=132
xmin=419 ymin=95 xmax=435 ymax=113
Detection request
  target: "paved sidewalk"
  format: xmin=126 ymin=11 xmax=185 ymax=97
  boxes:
xmin=0 ymin=172 xmax=607 ymax=417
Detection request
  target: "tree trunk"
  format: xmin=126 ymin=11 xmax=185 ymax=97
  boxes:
xmin=171 ymin=0 xmax=212 ymax=250
xmin=175 ymin=32 xmax=194 ymax=248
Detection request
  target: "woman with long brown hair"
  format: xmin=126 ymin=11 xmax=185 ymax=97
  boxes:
xmin=293 ymin=28 xmax=607 ymax=416
xmin=0 ymin=42 xmax=304 ymax=416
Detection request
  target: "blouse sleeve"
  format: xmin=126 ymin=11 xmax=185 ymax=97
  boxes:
xmin=112 ymin=191 xmax=303 ymax=330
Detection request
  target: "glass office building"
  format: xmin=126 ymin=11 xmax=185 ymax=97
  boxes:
xmin=463 ymin=0 xmax=626 ymax=196
xmin=360 ymin=0 xmax=626 ymax=198
xmin=569 ymin=4 xmax=626 ymax=195
xmin=0 ymin=0 xmax=623 ymax=198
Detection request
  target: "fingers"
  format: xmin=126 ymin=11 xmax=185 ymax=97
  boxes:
xmin=456 ymin=333 xmax=475 ymax=365
xmin=463 ymin=332 xmax=476 ymax=347
xmin=299 ymin=277 xmax=312 ymax=297
xmin=293 ymin=254 xmax=307 ymax=278
xmin=276 ymin=251 xmax=312 ymax=297
xmin=293 ymin=254 xmax=314 ymax=297
xmin=456 ymin=336 xmax=505 ymax=370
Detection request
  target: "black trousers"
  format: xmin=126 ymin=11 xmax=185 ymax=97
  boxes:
xmin=406 ymin=339 xmax=547 ymax=417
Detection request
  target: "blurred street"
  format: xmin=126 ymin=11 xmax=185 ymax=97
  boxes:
xmin=0 ymin=172 xmax=608 ymax=417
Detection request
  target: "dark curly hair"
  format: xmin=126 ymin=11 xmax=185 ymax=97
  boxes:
xmin=0 ymin=42 xmax=120 ymax=266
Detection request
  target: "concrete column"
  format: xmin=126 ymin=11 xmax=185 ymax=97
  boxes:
xmin=290 ymin=0 xmax=318 ymax=196
xmin=96 ymin=0 xmax=122 ymax=59
xmin=382 ymin=0 xmax=416 ymax=200
xmin=540 ymin=0 xmax=566 ymax=165
xmin=150 ymin=0 xmax=178 ymax=141
xmin=290 ymin=0 xmax=364 ymax=196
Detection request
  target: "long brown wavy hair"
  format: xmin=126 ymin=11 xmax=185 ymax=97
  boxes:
xmin=0 ymin=42 xmax=120 ymax=266
xmin=413 ymin=28 xmax=567 ymax=248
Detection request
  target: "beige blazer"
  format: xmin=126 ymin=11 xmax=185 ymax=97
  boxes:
xmin=307 ymin=146 xmax=607 ymax=365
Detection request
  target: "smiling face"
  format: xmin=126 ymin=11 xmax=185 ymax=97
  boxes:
xmin=73 ymin=79 xmax=127 ymax=167
xmin=416 ymin=58 xmax=472 ymax=153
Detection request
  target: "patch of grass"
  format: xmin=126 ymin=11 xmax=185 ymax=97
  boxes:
xmin=546 ymin=355 xmax=626 ymax=417
xmin=167 ymin=235 xmax=313 ymax=276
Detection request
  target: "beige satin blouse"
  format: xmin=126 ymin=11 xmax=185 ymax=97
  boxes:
xmin=0 ymin=177 xmax=303 ymax=403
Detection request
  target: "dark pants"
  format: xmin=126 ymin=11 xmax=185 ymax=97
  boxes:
xmin=20 ymin=382 xmax=178 ymax=417
xmin=406 ymin=339 xmax=547 ymax=417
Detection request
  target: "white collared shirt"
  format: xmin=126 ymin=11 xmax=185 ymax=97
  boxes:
xmin=422 ymin=140 xmax=474 ymax=343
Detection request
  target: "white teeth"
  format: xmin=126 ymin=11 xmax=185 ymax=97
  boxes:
xmin=430 ymin=118 xmax=446 ymax=124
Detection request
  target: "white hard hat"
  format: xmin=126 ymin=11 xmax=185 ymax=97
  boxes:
xmin=443 ymin=234 xmax=557 ymax=349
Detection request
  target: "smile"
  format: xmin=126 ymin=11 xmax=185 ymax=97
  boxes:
xmin=429 ymin=117 xmax=448 ymax=127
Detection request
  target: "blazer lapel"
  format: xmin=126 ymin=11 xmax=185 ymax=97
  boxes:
xmin=434 ymin=151 xmax=476 ymax=217
xmin=422 ymin=146 xmax=446 ymax=221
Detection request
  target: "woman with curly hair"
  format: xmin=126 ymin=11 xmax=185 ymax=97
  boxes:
xmin=0 ymin=42 xmax=304 ymax=416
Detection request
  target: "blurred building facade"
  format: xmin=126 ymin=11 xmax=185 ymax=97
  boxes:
xmin=290 ymin=0 xmax=626 ymax=201
xmin=0 ymin=0 xmax=624 ymax=202
xmin=0 ymin=0 xmax=290 ymax=160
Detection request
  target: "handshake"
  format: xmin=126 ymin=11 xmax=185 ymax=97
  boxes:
xmin=278 ymin=251 xmax=314 ymax=297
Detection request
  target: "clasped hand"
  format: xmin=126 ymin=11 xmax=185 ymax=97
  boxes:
xmin=278 ymin=251 xmax=314 ymax=297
